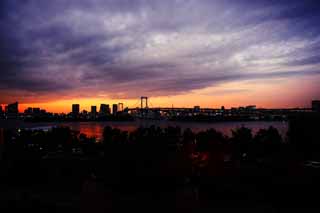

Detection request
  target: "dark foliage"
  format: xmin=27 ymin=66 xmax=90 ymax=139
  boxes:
xmin=1 ymin=116 xmax=320 ymax=212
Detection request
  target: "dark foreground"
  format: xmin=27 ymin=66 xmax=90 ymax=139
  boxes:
xmin=0 ymin=113 xmax=319 ymax=212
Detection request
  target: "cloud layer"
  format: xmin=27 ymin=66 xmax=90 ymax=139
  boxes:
xmin=1 ymin=0 xmax=320 ymax=103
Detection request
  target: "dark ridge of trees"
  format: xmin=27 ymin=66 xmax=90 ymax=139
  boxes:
xmin=1 ymin=122 xmax=320 ymax=182
xmin=0 ymin=113 xmax=320 ymax=212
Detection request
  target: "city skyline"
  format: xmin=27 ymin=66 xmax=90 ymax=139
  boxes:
xmin=1 ymin=0 xmax=320 ymax=111
xmin=0 ymin=98 xmax=318 ymax=114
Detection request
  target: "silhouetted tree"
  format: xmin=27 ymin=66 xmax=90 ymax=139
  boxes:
xmin=231 ymin=126 xmax=253 ymax=161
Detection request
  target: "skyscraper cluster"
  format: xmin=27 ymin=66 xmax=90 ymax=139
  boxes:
xmin=71 ymin=103 xmax=123 ymax=117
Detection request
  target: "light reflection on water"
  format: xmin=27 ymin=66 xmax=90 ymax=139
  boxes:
xmin=57 ymin=120 xmax=288 ymax=141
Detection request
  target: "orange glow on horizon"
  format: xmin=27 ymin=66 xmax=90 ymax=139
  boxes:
xmin=14 ymin=97 xmax=316 ymax=114
xmin=2 ymin=76 xmax=319 ymax=113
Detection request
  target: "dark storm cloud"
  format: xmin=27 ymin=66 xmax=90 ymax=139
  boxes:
xmin=1 ymin=0 xmax=320 ymax=102
xmin=289 ymin=56 xmax=320 ymax=66
xmin=143 ymin=69 xmax=320 ymax=95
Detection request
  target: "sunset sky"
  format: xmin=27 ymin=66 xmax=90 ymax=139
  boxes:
xmin=1 ymin=0 xmax=320 ymax=113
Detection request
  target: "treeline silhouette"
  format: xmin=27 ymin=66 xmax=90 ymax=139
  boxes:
xmin=1 ymin=125 xmax=289 ymax=180
xmin=1 ymin=113 xmax=320 ymax=212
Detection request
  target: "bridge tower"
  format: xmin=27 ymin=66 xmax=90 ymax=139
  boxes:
xmin=141 ymin=97 xmax=148 ymax=109
xmin=118 ymin=103 xmax=124 ymax=111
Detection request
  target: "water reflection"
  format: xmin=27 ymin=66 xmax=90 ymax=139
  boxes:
xmin=59 ymin=120 xmax=288 ymax=140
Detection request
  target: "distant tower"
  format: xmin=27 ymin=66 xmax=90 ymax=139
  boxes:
xmin=33 ymin=108 xmax=41 ymax=114
xmin=91 ymin=106 xmax=97 ymax=115
xmin=112 ymin=104 xmax=118 ymax=115
xmin=6 ymin=102 xmax=19 ymax=118
xmin=100 ymin=104 xmax=110 ymax=115
xmin=7 ymin=102 xmax=18 ymax=114
xmin=24 ymin=107 xmax=33 ymax=114
xmin=141 ymin=97 xmax=148 ymax=109
xmin=72 ymin=104 xmax=80 ymax=115
xmin=193 ymin=106 xmax=200 ymax=113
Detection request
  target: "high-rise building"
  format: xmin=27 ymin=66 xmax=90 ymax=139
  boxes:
xmin=100 ymin=104 xmax=110 ymax=115
xmin=24 ymin=107 xmax=33 ymax=114
xmin=72 ymin=104 xmax=80 ymax=115
xmin=7 ymin=102 xmax=18 ymax=114
xmin=113 ymin=104 xmax=118 ymax=115
xmin=91 ymin=106 xmax=97 ymax=114
xmin=245 ymin=105 xmax=256 ymax=111
xmin=193 ymin=106 xmax=200 ymax=113
xmin=33 ymin=108 xmax=41 ymax=114
xmin=312 ymin=100 xmax=320 ymax=112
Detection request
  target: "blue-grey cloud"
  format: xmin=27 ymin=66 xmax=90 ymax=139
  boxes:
xmin=1 ymin=0 xmax=320 ymax=102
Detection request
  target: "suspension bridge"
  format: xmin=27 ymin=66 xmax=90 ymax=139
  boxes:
xmin=125 ymin=96 xmax=220 ymax=116
xmin=123 ymin=96 xmax=311 ymax=119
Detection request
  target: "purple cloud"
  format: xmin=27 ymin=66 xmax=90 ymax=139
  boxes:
xmin=1 ymin=0 xmax=320 ymax=103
